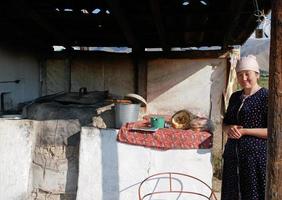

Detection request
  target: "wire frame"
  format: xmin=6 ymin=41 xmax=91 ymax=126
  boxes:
xmin=138 ymin=172 xmax=217 ymax=200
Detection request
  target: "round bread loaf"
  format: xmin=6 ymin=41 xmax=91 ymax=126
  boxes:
xmin=171 ymin=110 xmax=191 ymax=129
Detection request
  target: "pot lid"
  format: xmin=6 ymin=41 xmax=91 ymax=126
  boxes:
xmin=124 ymin=93 xmax=147 ymax=106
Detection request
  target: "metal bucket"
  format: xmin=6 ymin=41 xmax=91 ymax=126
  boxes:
xmin=115 ymin=103 xmax=140 ymax=128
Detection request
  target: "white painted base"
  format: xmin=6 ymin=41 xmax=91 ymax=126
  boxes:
xmin=0 ymin=119 xmax=34 ymax=200
xmin=77 ymin=127 xmax=213 ymax=200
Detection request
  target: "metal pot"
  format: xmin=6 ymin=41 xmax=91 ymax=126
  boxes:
xmin=115 ymin=103 xmax=140 ymax=128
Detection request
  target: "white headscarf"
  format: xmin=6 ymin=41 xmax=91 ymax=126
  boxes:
xmin=236 ymin=55 xmax=260 ymax=73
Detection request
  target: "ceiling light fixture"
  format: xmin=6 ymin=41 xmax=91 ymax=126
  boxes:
xmin=106 ymin=10 xmax=111 ymax=14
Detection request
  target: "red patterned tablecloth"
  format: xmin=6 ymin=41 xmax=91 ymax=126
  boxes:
xmin=117 ymin=120 xmax=213 ymax=150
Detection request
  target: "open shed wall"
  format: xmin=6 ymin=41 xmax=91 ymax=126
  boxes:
xmin=0 ymin=49 xmax=226 ymax=118
xmin=0 ymin=50 xmax=226 ymax=151
xmin=44 ymin=56 xmax=226 ymax=116
xmin=43 ymin=55 xmax=135 ymax=97
xmin=0 ymin=50 xmax=226 ymax=155
xmin=43 ymin=55 xmax=226 ymax=152
xmin=0 ymin=48 xmax=40 ymax=111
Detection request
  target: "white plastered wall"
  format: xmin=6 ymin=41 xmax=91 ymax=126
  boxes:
xmin=147 ymin=58 xmax=227 ymax=117
xmin=77 ymin=128 xmax=213 ymax=200
xmin=0 ymin=119 xmax=35 ymax=200
xmin=146 ymin=58 xmax=227 ymax=154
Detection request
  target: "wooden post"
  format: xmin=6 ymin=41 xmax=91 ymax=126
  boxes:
xmin=266 ymin=1 xmax=282 ymax=199
xmin=64 ymin=58 xmax=71 ymax=93
xmin=136 ymin=58 xmax=147 ymax=100
xmin=132 ymin=49 xmax=147 ymax=100
xmin=40 ymin=58 xmax=47 ymax=96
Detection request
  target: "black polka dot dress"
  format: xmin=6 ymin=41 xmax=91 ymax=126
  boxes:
xmin=221 ymin=88 xmax=268 ymax=200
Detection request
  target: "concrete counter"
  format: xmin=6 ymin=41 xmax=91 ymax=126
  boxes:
xmin=0 ymin=120 xmax=214 ymax=200
xmin=77 ymin=127 xmax=213 ymax=200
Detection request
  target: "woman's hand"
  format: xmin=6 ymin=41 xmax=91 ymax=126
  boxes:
xmin=224 ymin=125 xmax=243 ymax=139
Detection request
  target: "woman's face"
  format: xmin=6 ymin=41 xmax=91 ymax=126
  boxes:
xmin=237 ymin=70 xmax=259 ymax=89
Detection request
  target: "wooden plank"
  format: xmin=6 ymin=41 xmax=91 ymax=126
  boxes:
xmin=236 ymin=14 xmax=258 ymax=43
xmin=9 ymin=0 xmax=71 ymax=48
xmin=222 ymin=0 xmax=248 ymax=48
xmin=149 ymin=0 xmax=169 ymax=52
xmin=136 ymin=59 xmax=147 ymax=100
xmin=197 ymin=16 xmax=209 ymax=44
xmin=39 ymin=59 xmax=48 ymax=96
xmin=197 ymin=0 xmax=218 ymax=44
xmin=64 ymin=58 xmax=71 ymax=93
xmin=266 ymin=1 xmax=282 ymax=199
xmin=144 ymin=49 xmax=230 ymax=59
xmin=105 ymin=0 xmax=139 ymax=50
xmin=132 ymin=51 xmax=148 ymax=99
xmin=43 ymin=49 xmax=231 ymax=60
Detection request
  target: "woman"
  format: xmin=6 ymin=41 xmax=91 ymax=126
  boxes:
xmin=221 ymin=55 xmax=268 ymax=200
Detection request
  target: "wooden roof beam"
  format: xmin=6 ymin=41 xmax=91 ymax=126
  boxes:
xmin=143 ymin=49 xmax=231 ymax=59
xmin=236 ymin=14 xmax=258 ymax=44
xmin=41 ymin=48 xmax=231 ymax=60
xmin=197 ymin=0 xmax=217 ymax=44
xmin=30 ymin=12 xmax=72 ymax=48
xmin=222 ymin=0 xmax=248 ymax=49
xmin=149 ymin=0 xmax=170 ymax=52
xmin=105 ymin=0 xmax=140 ymax=51
xmin=10 ymin=0 xmax=72 ymax=49
xmin=197 ymin=16 xmax=209 ymax=44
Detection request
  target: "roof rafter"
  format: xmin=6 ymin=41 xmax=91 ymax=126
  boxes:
xmin=9 ymin=0 xmax=72 ymax=49
xmin=237 ymin=14 xmax=258 ymax=43
xmin=222 ymin=0 xmax=248 ymax=48
xmin=149 ymin=0 xmax=170 ymax=52
xmin=197 ymin=0 xmax=218 ymax=44
xmin=0 ymin=0 xmax=271 ymax=50
xmin=197 ymin=16 xmax=209 ymax=44
xmin=105 ymin=0 xmax=140 ymax=51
